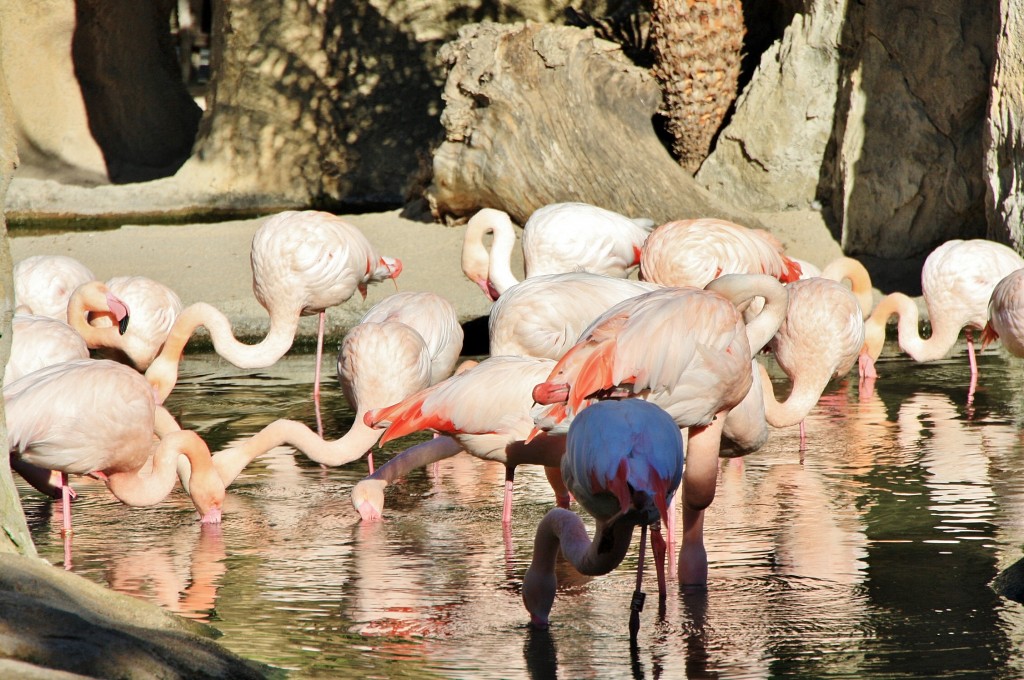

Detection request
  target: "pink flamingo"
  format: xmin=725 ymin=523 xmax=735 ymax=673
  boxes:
xmin=351 ymin=355 xmax=569 ymax=524
xmin=89 ymin=275 xmax=183 ymax=370
xmin=531 ymin=274 xmax=789 ymax=586
xmin=522 ymin=399 xmax=682 ymax=635
xmin=6 ymin=359 xmax=225 ymax=563
xmin=144 ymin=210 xmax=402 ymax=404
xmin=489 ymin=272 xmax=658 ymax=359
xmin=462 ymin=202 xmax=654 ymax=300
xmin=65 ymin=280 xmax=132 ymax=348
xmin=353 ymin=291 xmax=464 ymax=385
xmin=639 ymin=217 xmax=803 ymax=288
xmin=758 ymin=276 xmax=865 ymax=447
xmin=336 ymin=291 xmax=464 ymax=470
xmin=860 ymin=239 xmax=1024 ymax=395
xmin=983 ymin=268 xmax=1024 ymax=356
xmin=5 ymin=314 xmax=89 ymax=383
xmin=13 ymin=254 xmax=95 ymax=323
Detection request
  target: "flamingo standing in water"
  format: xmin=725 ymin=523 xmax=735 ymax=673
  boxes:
xmin=860 ymin=239 xmax=1024 ymax=397
xmin=639 ymin=218 xmax=803 ymax=288
xmin=522 ymin=399 xmax=683 ymax=634
xmin=531 ymin=274 xmax=789 ymax=586
xmin=758 ymin=277 xmax=865 ymax=447
xmin=489 ymin=272 xmax=658 ymax=359
xmin=6 ymin=360 xmax=225 ymax=563
xmin=5 ymin=314 xmax=90 ymax=383
xmin=89 ymin=275 xmax=183 ymax=370
xmin=983 ymin=268 xmax=1024 ymax=356
xmin=144 ymin=210 xmax=402 ymax=404
xmin=14 ymin=254 xmax=95 ymax=323
xmin=462 ymin=202 xmax=654 ymax=300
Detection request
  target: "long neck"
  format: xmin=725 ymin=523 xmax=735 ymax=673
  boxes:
xmin=522 ymin=508 xmax=637 ymax=625
xmin=67 ymin=292 xmax=122 ymax=350
xmin=757 ymin=362 xmax=825 ymax=428
xmin=707 ymin=274 xmax=789 ymax=352
xmin=146 ymin=302 xmax=301 ymax=402
xmin=820 ymin=257 xmax=874 ymax=318
xmin=485 ymin=214 xmax=521 ymax=295
xmin=864 ymin=292 xmax=954 ymax=362
xmin=178 ymin=417 xmax=385 ymax=492
xmin=105 ymin=433 xmax=187 ymax=507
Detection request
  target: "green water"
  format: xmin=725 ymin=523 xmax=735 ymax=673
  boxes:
xmin=17 ymin=343 xmax=1024 ymax=678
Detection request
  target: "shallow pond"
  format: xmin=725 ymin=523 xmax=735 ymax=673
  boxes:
xmin=17 ymin=340 xmax=1024 ymax=678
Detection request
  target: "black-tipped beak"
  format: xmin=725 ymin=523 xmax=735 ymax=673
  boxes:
xmin=119 ymin=313 xmax=130 ymax=335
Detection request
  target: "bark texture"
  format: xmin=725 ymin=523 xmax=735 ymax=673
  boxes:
xmin=426 ymin=21 xmax=763 ymax=228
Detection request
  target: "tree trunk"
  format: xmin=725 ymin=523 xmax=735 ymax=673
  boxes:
xmin=426 ymin=21 xmax=765 ymax=229
xmin=0 ymin=61 xmax=36 ymax=558
xmin=985 ymin=0 xmax=1024 ymax=248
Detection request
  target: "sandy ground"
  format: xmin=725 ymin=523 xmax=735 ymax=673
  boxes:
xmin=8 ymin=206 xmax=902 ymax=354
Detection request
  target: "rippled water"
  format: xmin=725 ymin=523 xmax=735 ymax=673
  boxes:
xmin=16 ymin=341 xmax=1024 ymax=678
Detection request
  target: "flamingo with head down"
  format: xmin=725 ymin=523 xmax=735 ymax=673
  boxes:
xmin=531 ymin=274 xmax=789 ymax=586
xmin=522 ymin=399 xmax=683 ymax=634
xmin=758 ymin=276 xmax=865 ymax=448
xmin=144 ymin=210 xmax=402 ymax=404
xmin=6 ymin=359 xmax=225 ymax=563
xmin=462 ymin=202 xmax=654 ymax=300
xmin=860 ymin=239 xmax=1024 ymax=398
xmin=88 ymin=275 xmax=183 ymax=371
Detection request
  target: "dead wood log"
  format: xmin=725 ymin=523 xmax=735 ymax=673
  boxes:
xmin=426 ymin=21 xmax=765 ymax=229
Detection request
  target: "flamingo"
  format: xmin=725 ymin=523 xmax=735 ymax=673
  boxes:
xmin=352 ymin=355 xmax=569 ymax=524
xmin=758 ymin=277 xmax=865 ymax=447
xmin=522 ymin=399 xmax=683 ymax=633
xmin=531 ymin=274 xmax=789 ymax=586
xmin=334 ymin=291 xmax=464 ymax=469
xmin=6 ymin=359 xmax=225 ymax=563
xmin=88 ymin=275 xmax=183 ymax=370
xmin=354 ymin=291 xmax=463 ymax=385
xmin=462 ymin=202 xmax=655 ymax=300
xmin=144 ymin=210 xmax=402 ymax=404
xmin=65 ymin=280 xmax=132 ymax=349
xmin=860 ymin=239 xmax=1024 ymax=394
xmin=13 ymin=254 xmax=95 ymax=323
xmin=982 ymin=268 xmax=1024 ymax=357
xmin=639 ymin=217 xmax=803 ymax=288
xmin=5 ymin=314 xmax=90 ymax=383
xmin=489 ymin=272 xmax=659 ymax=359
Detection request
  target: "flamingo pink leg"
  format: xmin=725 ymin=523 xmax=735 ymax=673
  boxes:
xmin=679 ymin=413 xmax=727 ymax=587
xmin=61 ymin=471 xmax=73 ymax=569
xmin=651 ymin=523 xmax=667 ymax=599
xmin=314 ymin=311 xmax=326 ymax=437
xmin=630 ymin=523 xmax=648 ymax=642
xmin=799 ymin=419 xmax=807 ymax=451
xmin=966 ymin=329 xmax=978 ymax=404
xmin=502 ymin=467 xmax=516 ymax=525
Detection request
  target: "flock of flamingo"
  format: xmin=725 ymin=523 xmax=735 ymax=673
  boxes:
xmin=7 ymin=203 xmax=1024 ymax=635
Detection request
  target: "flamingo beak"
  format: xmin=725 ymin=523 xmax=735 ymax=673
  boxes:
xmin=106 ymin=293 xmax=131 ymax=335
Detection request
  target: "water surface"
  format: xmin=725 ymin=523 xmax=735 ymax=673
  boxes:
xmin=17 ymin=342 xmax=1024 ymax=678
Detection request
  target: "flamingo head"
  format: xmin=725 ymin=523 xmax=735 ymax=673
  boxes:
xmin=532 ymin=381 xmax=569 ymax=405
xmin=105 ymin=293 xmax=131 ymax=335
xmin=187 ymin=459 xmax=226 ymax=525
xmin=381 ymin=256 xmax=402 ymax=281
xmin=351 ymin=479 xmax=387 ymax=522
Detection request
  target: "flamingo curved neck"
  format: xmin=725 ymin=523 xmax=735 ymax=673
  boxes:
xmin=105 ymin=432 xmax=196 ymax=507
xmin=707 ymin=275 xmax=789 ymax=352
xmin=146 ymin=302 xmax=301 ymax=402
xmin=464 ymin=209 xmax=521 ymax=295
xmin=757 ymin=363 xmax=824 ymax=428
xmin=67 ymin=292 xmax=122 ymax=350
xmin=522 ymin=507 xmax=638 ymax=625
xmin=820 ymin=257 xmax=874 ymax=318
xmin=865 ymin=293 xmax=954 ymax=362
